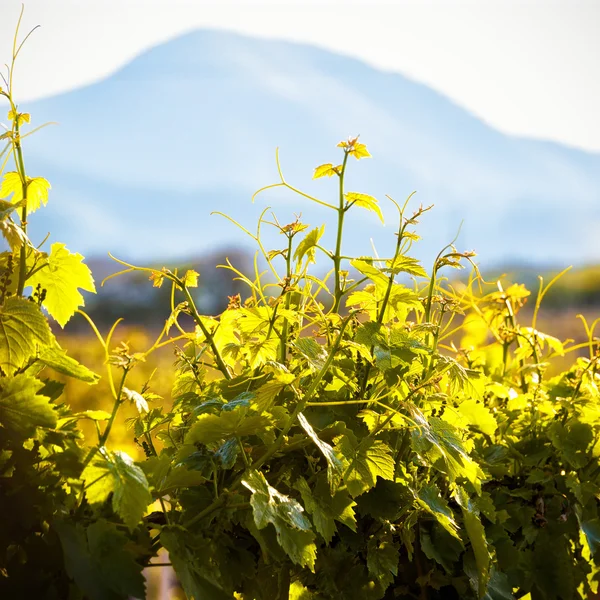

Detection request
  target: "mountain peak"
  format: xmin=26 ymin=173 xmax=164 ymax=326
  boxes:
xmin=21 ymin=29 xmax=600 ymax=265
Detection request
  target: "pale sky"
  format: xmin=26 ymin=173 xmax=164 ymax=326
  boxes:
xmin=1 ymin=0 xmax=599 ymax=152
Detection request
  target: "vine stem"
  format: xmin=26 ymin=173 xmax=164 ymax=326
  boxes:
xmin=332 ymin=152 xmax=349 ymax=313
xmin=99 ymin=367 xmax=129 ymax=447
xmin=180 ymin=284 xmax=232 ymax=380
xmin=14 ymin=115 xmax=28 ymax=297
xmin=279 ymin=234 xmax=294 ymax=363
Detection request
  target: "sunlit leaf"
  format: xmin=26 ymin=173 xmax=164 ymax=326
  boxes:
xmin=243 ymin=470 xmax=317 ymax=570
xmin=0 ymin=297 xmax=52 ymax=375
xmin=345 ymin=192 xmax=383 ymax=223
xmin=28 ymin=242 xmax=96 ymax=327
xmin=0 ymin=374 xmax=56 ymax=437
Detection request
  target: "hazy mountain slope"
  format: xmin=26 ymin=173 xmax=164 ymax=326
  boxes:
xmin=18 ymin=29 xmax=600 ymax=265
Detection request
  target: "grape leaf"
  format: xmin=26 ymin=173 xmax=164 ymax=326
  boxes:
xmin=86 ymin=520 xmax=146 ymax=599
xmin=0 ymin=171 xmax=50 ymax=213
xmin=334 ymin=433 xmax=395 ymax=497
xmin=290 ymin=580 xmax=314 ymax=599
xmin=417 ymin=483 xmax=461 ymax=540
xmin=161 ymin=527 xmax=234 ymax=600
xmin=294 ymin=225 xmax=325 ymax=264
xmin=0 ymin=297 xmax=52 ymax=375
xmin=313 ymin=163 xmax=340 ymax=179
xmin=367 ymin=535 xmax=399 ymax=589
xmin=345 ymin=192 xmax=383 ymax=223
xmin=185 ymin=409 xmax=272 ymax=446
xmin=298 ymin=412 xmax=343 ymax=493
xmin=294 ymin=475 xmax=357 ymax=543
xmin=243 ymin=470 xmax=317 ymax=570
xmin=0 ymin=374 xmax=56 ymax=437
xmin=28 ymin=242 xmax=96 ymax=327
xmin=82 ymin=449 xmax=151 ymax=530
xmin=455 ymin=487 xmax=491 ymax=598
xmin=38 ymin=344 xmax=100 ymax=383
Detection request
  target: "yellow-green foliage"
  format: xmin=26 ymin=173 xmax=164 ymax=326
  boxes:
xmin=0 ymin=13 xmax=599 ymax=600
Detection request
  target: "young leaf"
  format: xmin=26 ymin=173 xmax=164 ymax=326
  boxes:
xmin=313 ymin=163 xmax=340 ymax=179
xmin=290 ymin=580 xmax=314 ymax=599
xmin=334 ymin=434 xmax=395 ymax=497
xmin=242 ymin=470 xmax=317 ymax=571
xmin=337 ymin=137 xmax=371 ymax=159
xmin=417 ymin=483 xmax=460 ymax=540
xmin=294 ymin=225 xmax=325 ymax=264
xmin=385 ymin=255 xmax=428 ymax=278
xmin=183 ymin=269 xmax=200 ymax=287
xmin=28 ymin=242 xmax=96 ymax=327
xmin=298 ymin=412 xmax=343 ymax=493
xmin=345 ymin=192 xmax=384 ymax=223
xmin=0 ymin=374 xmax=56 ymax=437
xmin=294 ymin=475 xmax=357 ymax=543
xmin=0 ymin=297 xmax=52 ymax=375
xmin=0 ymin=172 xmax=50 ymax=213
xmin=82 ymin=450 xmax=152 ymax=530
xmin=37 ymin=345 xmax=100 ymax=383
xmin=185 ymin=408 xmax=272 ymax=446
xmin=294 ymin=337 xmax=328 ymax=370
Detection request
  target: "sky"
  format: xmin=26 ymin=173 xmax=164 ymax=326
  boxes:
xmin=0 ymin=0 xmax=598 ymax=152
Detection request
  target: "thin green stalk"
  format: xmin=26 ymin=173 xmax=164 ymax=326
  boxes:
xmin=332 ymin=152 xmax=349 ymax=313
xmin=359 ymin=213 xmax=406 ymax=393
xmin=279 ymin=235 xmax=294 ymax=363
xmin=99 ymin=367 xmax=129 ymax=447
xmin=14 ymin=120 xmax=29 ymax=297
xmin=180 ymin=284 xmax=232 ymax=380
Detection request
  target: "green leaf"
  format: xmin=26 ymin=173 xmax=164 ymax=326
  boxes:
xmin=185 ymin=408 xmax=272 ymax=445
xmin=294 ymin=225 xmax=325 ymax=264
xmin=0 ymin=297 xmax=53 ymax=375
xmin=0 ymin=374 xmax=56 ymax=437
xmin=455 ymin=487 xmax=491 ymax=598
xmin=531 ymin=530 xmax=574 ymax=600
xmin=28 ymin=242 xmax=96 ymax=327
xmin=385 ymin=255 xmax=428 ymax=278
xmin=82 ymin=449 xmax=152 ymax=530
xmin=290 ymin=580 xmax=314 ymax=599
xmin=294 ymin=475 xmax=357 ymax=543
xmin=162 ymin=527 xmax=234 ymax=600
xmin=37 ymin=344 xmax=100 ymax=383
xmin=443 ymin=399 xmax=497 ymax=436
xmin=294 ymin=337 xmax=328 ymax=370
xmin=346 ymin=192 xmax=383 ymax=223
xmin=0 ymin=172 xmax=50 ymax=213
xmin=242 ymin=470 xmax=317 ymax=570
xmin=313 ymin=163 xmax=340 ymax=179
xmin=367 ymin=535 xmax=399 ymax=589
xmin=417 ymin=483 xmax=460 ymax=539
xmin=298 ymin=412 xmax=344 ymax=493
xmin=334 ymin=433 xmax=395 ymax=497
xmin=582 ymin=518 xmax=600 ymax=555
xmin=86 ymin=520 xmax=146 ymax=599
xmin=0 ymin=197 xmax=22 ymax=220
xmin=54 ymin=519 xmax=146 ymax=600
xmin=420 ymin=522 xmax=464 ymax=573
xmin=75 ymin=409 xmax=112 ymax=421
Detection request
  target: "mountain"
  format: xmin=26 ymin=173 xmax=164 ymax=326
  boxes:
xmin=14 ymin=29 xmax=600 ymax=269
